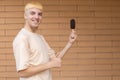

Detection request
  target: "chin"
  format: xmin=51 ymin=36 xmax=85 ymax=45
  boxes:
xmin=33 ymin=26 xmax=39 ymax=28
xmin=32 ymin=24 xmax=39 ymax=27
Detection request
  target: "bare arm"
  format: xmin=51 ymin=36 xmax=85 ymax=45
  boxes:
xmin=57 ymin=30 xmax=77 ymax=58
xmin=56 ymin=42 xmax=72 ymax=58
xmin=18 ymin=58 xmax=61 ymax=78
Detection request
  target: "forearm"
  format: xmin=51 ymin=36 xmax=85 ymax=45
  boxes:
xmin=18 ymin=57 xmax=61 ymax=78
xmin=18 ymin=62 xmax=52 ymax=78
xmin=57 ymin=42 xmax=72 ymax=58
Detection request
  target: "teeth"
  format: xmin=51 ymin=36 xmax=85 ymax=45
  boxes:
xmin=33 ymin=20 xmax=37 ymax=22
xmin=31 ymin=19 xmax=39 ymax=24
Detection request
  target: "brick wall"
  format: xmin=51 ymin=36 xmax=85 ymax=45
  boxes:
xmin=0 ymin=0 xmax=120 ymax=80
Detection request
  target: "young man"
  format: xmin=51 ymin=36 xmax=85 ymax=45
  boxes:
xmin=13 ymin=1 xmax=77 ymax=80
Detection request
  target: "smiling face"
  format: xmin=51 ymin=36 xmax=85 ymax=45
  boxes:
xmin=24 ymin=8 xmax=42 ymax=29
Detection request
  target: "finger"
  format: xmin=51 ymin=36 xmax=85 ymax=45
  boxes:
xmin=72 ymin=30 xmax=76 ymax=33
xmin=71 ymin=36 xmax=75 ymax=39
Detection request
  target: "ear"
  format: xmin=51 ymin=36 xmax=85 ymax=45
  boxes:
xmin=24 ymin=13 xmax=27 ymax=20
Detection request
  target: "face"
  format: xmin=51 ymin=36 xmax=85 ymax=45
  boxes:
xmin=24 ymin=8 xmax=42 ymax=28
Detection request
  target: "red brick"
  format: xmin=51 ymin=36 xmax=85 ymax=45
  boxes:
xmin=0 ymin=0 xmax=120 ymax=80
xmin=113 ymin=76 xmax=120 ymax=80
xmin=5 ymin=6 xmax=24 ymax=11
xmin=5 ymin=18 xmax=24 ymax=24
xmin=0 ymin=6 xmax=4 ymax=11
xmin=4 ymin=0 xmax=23 ymax=5
xmin=112 ymin=64 xmax=120 ymax=70
xmin=78 ymin=0 xmax=94 ymax=5
xmin=96 ymin=59 xmax=120 ymax=64
xmin=95 ymin=12 xmax=112 ymax=17
xmin=78 ymin=64 xmax=112 ymax=70
xmin=60 ymin=0 xmax=78 ymax=5
xmin=95 ymin=0 xmax=111 ymax=6
xmin=78 ymin=77 xmax=111 ymax=80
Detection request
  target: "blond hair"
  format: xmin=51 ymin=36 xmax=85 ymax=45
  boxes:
xmin=24 ymin=1 xmax=43 ymax=11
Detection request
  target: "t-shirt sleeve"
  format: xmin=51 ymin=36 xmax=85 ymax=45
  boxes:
xmin=40 ymin=35 xmax=55 ymax=56
xmin=13 ymin=37 xmax=30 ymax=72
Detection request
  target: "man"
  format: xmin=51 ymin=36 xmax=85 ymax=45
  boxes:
xmin=13 ymin=1 xmax=77 ymax=80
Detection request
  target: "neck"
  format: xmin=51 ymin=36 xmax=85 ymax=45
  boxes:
xmin=24 ymin=23 xmax=38 ymax=33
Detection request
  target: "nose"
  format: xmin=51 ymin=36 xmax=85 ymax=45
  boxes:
xmin=35 ymin=14 xmax=42 ymax=20
xmin=35 ymin=14 xmax=39 ymax=19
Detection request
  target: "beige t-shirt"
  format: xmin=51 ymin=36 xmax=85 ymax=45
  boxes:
xmin=13 ymin=28 xmax=55 ymax=80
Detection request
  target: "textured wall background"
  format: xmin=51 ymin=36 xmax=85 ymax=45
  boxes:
xmin=0 ymin=0 xmax=120 ymax=80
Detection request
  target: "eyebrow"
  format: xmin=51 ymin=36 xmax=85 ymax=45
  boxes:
xmin=30 ymin=10 xmax=42 ymax=14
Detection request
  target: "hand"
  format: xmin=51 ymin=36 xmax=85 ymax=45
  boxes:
xmin=49 ymin=58 xmax=62 ymax=68
xmin=69 ymin=30 xmax=77 ymax=44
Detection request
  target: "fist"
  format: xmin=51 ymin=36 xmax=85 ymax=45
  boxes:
xmin=69 ymin=30 xmax=77 ymax=44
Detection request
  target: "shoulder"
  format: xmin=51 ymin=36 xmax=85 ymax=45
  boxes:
xmin=39 ymin=35 xmax=47 ymax=42
xmin=13 ymin=29 xmax=29 ymax=46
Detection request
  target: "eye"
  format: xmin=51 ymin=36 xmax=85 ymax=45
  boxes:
xmin=38 ymin=13 xmax=42 ymax=16
xmin=30 ymin=11 xmax=35 ymax=15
